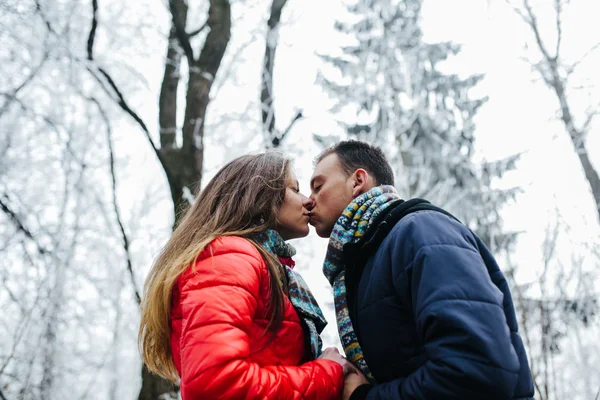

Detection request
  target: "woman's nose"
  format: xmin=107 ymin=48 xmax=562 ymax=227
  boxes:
xmin=301 ymin=194 xmax=314 ymax=210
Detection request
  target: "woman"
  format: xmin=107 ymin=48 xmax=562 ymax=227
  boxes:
xmin=139 ymin=152 xmax=353 ymax=399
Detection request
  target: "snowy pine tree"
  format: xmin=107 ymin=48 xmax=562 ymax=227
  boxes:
xmin=319 ymin=0 xmax=519 ymax=250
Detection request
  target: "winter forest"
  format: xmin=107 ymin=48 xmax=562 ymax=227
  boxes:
xmin=1 ymin=0 xmax=599 ymax=399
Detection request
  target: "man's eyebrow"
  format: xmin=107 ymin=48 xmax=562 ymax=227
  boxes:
xmin=310 ymin=175 xmax=323 ymax=189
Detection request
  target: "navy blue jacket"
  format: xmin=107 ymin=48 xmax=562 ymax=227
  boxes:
xmin=344 ymin=201 xmax=534 ymax=399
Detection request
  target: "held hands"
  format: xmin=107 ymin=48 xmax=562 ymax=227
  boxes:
xmin=342 ymin=369 xmax=369 ymax=400
xmin=319 ymin=347 xmax=370 ymax=400
xmin=319 ymin=347 xmax=358 ymax=376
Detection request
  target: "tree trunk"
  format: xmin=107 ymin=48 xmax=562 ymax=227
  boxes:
xmin=260 ymin=0 xmax=301 ymax=148
xmin=108 ymin=281 xmax=123 ymax=400
xmin=261 ymin=0 xmax=288 ymax=144
xmin=159 ymin=27 xmax=183 ymax=150
xmin=39 ymin=307 xmax=57 ymax=400
xmin=552 ymin=75 xmax=600 ymax=225
xmin=137 ymin=1 xmax=231 ymax=399
xmin=180 ymin=0 xmax=231 ymax=194
xmin=138 ymin=366 xmax=177 ymax=400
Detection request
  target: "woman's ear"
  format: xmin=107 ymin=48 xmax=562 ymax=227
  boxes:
xmin=351 ymin=169 xmax=370 ymax=198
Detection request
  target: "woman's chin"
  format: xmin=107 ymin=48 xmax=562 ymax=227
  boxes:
xmin=290 ymin=226 xmax=310 ymax=240
xmin=278 ymin=224 xmax=310 ymax=241
xmin=298 ymin=227 xmax=310 ymax=238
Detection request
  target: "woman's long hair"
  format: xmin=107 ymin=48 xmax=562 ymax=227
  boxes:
xmin=139 ymin=152 xmax=292 ymax=382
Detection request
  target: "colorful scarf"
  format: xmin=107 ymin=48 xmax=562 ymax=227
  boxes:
xmin=323 ymin=185 xmax=401 ymax=382
xmin=252 ymin=230 xmax=328 ymax=358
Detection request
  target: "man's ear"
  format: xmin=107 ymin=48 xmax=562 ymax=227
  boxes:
xmin=351 ymin=169 xmax=371 ymax=198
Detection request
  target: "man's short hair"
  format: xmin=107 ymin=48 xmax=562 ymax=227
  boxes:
xmin=316 ymin=140 xmax=395 ymax=185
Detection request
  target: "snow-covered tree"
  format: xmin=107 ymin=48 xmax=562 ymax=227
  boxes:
xmin=0 ymin=1 xmax=168 ymax=399
xmin=319 ymin=0 xmax=519 ymax=250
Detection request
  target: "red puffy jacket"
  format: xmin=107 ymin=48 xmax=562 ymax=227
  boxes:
xmin=170 ymin=236 xmax=344 ymax=399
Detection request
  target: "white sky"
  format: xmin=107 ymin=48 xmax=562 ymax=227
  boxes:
xmin=419 ymin=0 xmax=600 ymax=286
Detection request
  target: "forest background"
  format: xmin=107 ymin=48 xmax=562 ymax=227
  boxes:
xmin=1 ymin=0 xmax=599 ymax=399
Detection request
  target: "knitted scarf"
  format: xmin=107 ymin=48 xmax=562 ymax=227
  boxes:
xmin=323 ymin=185 xmax=401 ymax=382
xmin=252 ymin=229 xmax=328 ymax=358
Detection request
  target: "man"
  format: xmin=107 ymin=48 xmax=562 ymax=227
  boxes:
xmin=309 ymin=140 xmax=534 ymax=400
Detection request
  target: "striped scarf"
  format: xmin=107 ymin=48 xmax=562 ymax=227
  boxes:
xmin=252 ymin=229 xmax=328 ymax=358
xmin=323 ymin=185 xmax=401 ymax=382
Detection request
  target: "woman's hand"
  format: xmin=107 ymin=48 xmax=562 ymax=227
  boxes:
xmin=319 ymin=347 xmax=358 ymax=376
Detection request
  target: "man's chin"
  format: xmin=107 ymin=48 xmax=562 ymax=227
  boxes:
xmin=311 ymin=223 xmax=332 ymax=238
xmin=317 ymin=231 xmax=331 ymax=238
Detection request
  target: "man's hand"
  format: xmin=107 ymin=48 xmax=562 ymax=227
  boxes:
xmin=342 ymin=370 xmax=370 ymax=400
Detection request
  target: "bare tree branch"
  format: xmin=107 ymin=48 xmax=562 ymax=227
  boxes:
xmin=34 ymin=0 xmax=56 ymax=35
xmin=505 ymin=256 xmax=544 ymax=396
xmin=169 ymin=0 xmax=193 ymax=64
xmin=76 ymin=343 xmax=112 ymax=400
xmin=90 ymin=97 xmax=141 ymax=305
xmin=0 ymin=49 xmax=49 ymax=119
xmin=566 ymin=42 xmax=600 ymax=75
xmin=554 ymin=0 xmax=562 ymax=59
xmin=510 ymin=0 xmax=600 ymax=224
xmin=0 ymin=279 xmax=43 ymax=378
xmin=1 ymin=52 xmax=47 ymax=99
xmin=87 ymin=0 xmax=98 ymax=61
xmin=274 ymin=109 xmax=303 ymax=147
xmin=85 ymin=0 xmax=180 ymax=204
xmin=0 ymin=194 xmax=49 ymax=255
xmin=581 ymin=109 xmax=599 ymax=134
xmin=188 ymin=22 xmax=208 ymax=38
xmin=522 ymin=0 xmax=553 ymax=62
xmin=0 ymin=275 xmax=25 ymax=315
